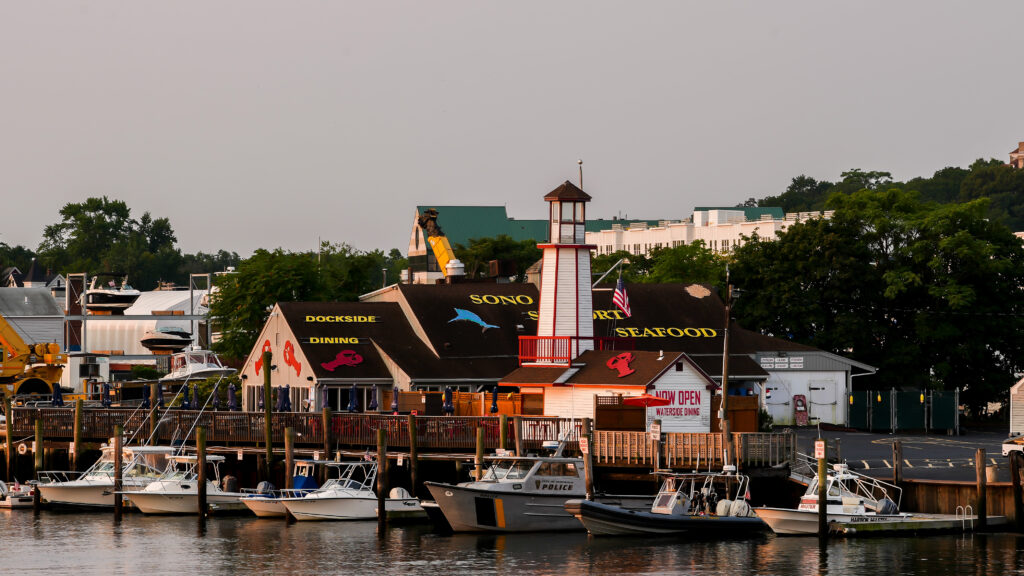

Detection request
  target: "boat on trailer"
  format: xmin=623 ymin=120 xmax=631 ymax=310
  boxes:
xmin=565 ymin=469 xmax=766 ymax=536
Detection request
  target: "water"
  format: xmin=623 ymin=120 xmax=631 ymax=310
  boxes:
xmin=4 ymin=510 xmax=1024 ymax=576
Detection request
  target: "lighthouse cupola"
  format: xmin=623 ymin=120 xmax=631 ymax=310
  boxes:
xmin=546 ymin=181 xmax=591 ymax=245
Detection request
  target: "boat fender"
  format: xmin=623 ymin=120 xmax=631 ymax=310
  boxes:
xmin=716 ymin=499 xmax=732 ymax=517
xmin=17 ymin=443 xmax=27 ymax=456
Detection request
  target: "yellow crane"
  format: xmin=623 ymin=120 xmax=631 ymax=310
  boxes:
xmin=0 ymin=315 xmax=66 ymax=397
xmin=417 ymin=208 xmax=460 ymax=277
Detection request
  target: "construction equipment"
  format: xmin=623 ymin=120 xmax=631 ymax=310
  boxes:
xmin=0 ymin=315 xmax=66 ymax=397
xmin=417 ymin=208 xmax=464 ymax=278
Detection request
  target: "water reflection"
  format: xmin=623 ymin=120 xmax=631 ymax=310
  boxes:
xmin=3 ymin=509 xmax=1024 ymax=576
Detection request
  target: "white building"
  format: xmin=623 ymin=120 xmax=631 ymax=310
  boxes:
xmin=587 ymin=207 xmax=833 ymax=257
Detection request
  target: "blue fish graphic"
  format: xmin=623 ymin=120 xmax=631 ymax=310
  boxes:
xmin=448 ymin=308 xmax=499 ymax=332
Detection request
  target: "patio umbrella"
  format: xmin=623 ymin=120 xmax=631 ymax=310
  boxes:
xmin=140 ymin=391 xmax=150 ymax=410
xmin=281 ymin=385 xmax=292 ymax=412
xmin=211 ymin=382 xmax=221 ymax=411
xmin=257 ymin=385 xmax=264 ymax=410
xmin=274 ymin=386 xmax=284 ymax=412
xmin=347 ymin=383 xmax=359 ymax=412
xmin=181 ymin=384 xmax=192 ymax=410
xmin=443 ymin=387 xmax=454 ymax=415
xmin=227 ymin=383 xmax=239 ymax=411
xmin=101 ymin=382 xmax=112 ymax=408
xmin=621 ymin=393 xmax=672 ymax=408
xmin=321 ymin=385 xmax=329 ymax=410
xmin=368 ymin=386 xmax=378 ymax=411
xmin=156 ymin=383 xmax=165 ymax=408
xmin=51 ymin=383 xmax=64 ymax=407
xmin=490 ymin=386 xmax=499 ymax=414
xmin=390 ymin=386 xmax=399 ymax=413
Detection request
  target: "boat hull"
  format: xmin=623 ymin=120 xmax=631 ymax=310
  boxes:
xmin=281 ymin=495 xmax=378 ymax=521
xmin=242 ymin=497 xmax=287 ymax=518
xmin=38 ymin=479 xmax=151 ymax=508
xmin=127 ymin=491 xmax=246 ymax=515
xmin=425 ymin=481 xmax=586 ymax=533
xmin=0 ymin=490 xmax=34 ymax=509
xmin=565 ymin=499 xmax=767 ymax=536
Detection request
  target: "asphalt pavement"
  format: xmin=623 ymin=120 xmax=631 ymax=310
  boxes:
xmin=786 ymin=426 xmax=1011 ymax=482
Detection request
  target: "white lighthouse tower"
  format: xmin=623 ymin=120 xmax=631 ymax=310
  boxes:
xmin=530 ymin=180 xmax=595 ymax=364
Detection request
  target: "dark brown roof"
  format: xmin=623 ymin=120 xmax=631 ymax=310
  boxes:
xmin=543 ymin=180 xmax=592 ymax=202
xmin=501 ymin=365 xmax=571 ymax=385
xmin=502 ymin=350 xmax=719 ymax=388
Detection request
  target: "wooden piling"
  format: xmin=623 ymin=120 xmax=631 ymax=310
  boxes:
xmin=976 ymin=448 xmax=988 ymax=528
xmin=113 ymin=424 xmax=123 ymax=521
xmin=3 ymin=395 xmax=13 ymax=480
xmin=197 ymin=426 xmax=207 ymax=518
xmin=499 ymin=414 xmax=508 ymax=452
xmin=582 ymin=417 xmax=594 ymax=500
xmin=892 ymin=440 xmax=903 ymax=485
xmin=474 ymin=426 xmax=485 ymax=481
xmin=285 ymin=427 xmax=295 ymax=490
xmin=34 ymin=418 xmax=43 ymax=473
xmin=262 ymin=350 xmax=273 ymax=480
xmin=513 ymin=416 xmax=523 ymax=457
xmin=321 ymin=406 xmax=332 ymax=483
xmin=72 ymin=397 xmax=82 ymax=469
xmin=818 ymin=438 xmax=827 ymax=539
xmin=1011 ymin=451 xmax=1023 ymax=531
xmin=377 ymin=429 xmax=387 ymax=529
xmin=407 ymin=414 xmax=418 ymax=497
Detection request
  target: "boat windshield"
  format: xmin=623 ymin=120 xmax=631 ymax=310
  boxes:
xmin=484 ymin=460 xmax=533 ymax=481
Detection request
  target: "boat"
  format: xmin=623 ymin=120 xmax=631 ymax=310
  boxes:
xmin=564 ymin=469 xmax=766 ymax=536
xmin=754 ymin=461 xmax=992 ymax=535
xmin=279 ymin=461 xmax=422 ymax=521
xmin=37 ymin=445 xmax=175 ymax=508
xmin=84 ymin=274 xmax=141 ymax=313
xmin=123 ymin=454 xmax=247 ymax=515
xmin=159 ymin=348 xmax=236 ymax=382
xmin=0 ymin=481 xmax=34 ymax=509
xmin=424 ymin=442 xmax=649 ymax=532
xmin=241 ymin=459 xmax=323 ymax=518
xmin=140 ymin=327 xmax=193 ymax=352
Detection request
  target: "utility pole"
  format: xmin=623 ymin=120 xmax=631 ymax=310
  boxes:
xmin=720 ymin=271 xmax=733 ymax=468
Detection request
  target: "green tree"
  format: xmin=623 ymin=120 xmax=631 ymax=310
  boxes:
xmin=758 ymin=175 xmax=834 ymax=212
xmin=731 ymin=187 xmax=1024 ymax=414
xmin=645 ymin=241 xmax=727 ymax=285
xmin=0 ymin=243 xmax=36 ymax=276
xmin=453 ymin=235 xmax=542 ymax=282
xmin=592 ymin=250 xmax=651 ymax=282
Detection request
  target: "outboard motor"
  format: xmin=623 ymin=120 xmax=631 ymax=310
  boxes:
xmin=222 ymin=475 xmax=239 ymax=493
xmin=256 ymin=481 xmax=276 ymax=494
xmin=877 ymin=497 xmax=899 ymax=515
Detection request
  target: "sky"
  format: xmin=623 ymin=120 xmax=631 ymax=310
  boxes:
xmin=2 ymin=2 xmax=1023 ymax=257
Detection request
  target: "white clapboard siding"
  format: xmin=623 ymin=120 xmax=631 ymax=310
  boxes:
xmin=1011 ymin=378 xmax=1024 ymax=435
xmin=544 ymin=386 xmax=642 ymax=420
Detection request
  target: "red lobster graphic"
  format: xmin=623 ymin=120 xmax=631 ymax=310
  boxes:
xmin=254 ymin=340 xmax=272 ymax=375
xmin=283 ymin=341 xmax=302 ymax=377
xmin=321 ymin=350 xmax=363 ymax=372
xmin=606 ymin=352 xmax=636 ymax=378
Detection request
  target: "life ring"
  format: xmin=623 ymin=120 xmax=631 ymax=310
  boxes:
xmin=17 ymin=443 xmax=27 ymax=455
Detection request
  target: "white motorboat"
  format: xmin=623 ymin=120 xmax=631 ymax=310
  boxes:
xmin=160 ymin=349 xmax=236 ymax=382
xmin=123 ymin=454 xmax=247 ymax=515
xmin=37 ymin=445 xmax=175 ymax=508
xmin=0 ymin=482 xmax=34 ymax=509
xmin=241 ymin=460 xmax=323 ymax=518
xmin=280 ymin=461 xmax=422 ymax=521
xmin=754 ymin=461 xmax=989 ymax=535
xmin=140 ymin=327 xmax=193 ymax=352
xmin=85 ymin=274 xmax=141 ymax=313
xmin=565 ymin=469 xmax=766 ymax=536
xmin=424 ymin=442 xmax=649 ymax=533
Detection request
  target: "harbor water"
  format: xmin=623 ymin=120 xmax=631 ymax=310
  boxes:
xmin=4 ymin=510 xmax=1024 ymax=575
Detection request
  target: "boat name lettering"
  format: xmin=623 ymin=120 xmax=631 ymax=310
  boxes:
xmin=469 ymin=294 xmax=535 ymax=305
xmin=537 ymin=482 xmax=574 ymax=491
xmin=309 ymin=337 xmax=360 ymax=344
xmin=614 ymin=327 xmax=718 ymax=338
xmin=305 ymin=315 xmax=378 ymax=323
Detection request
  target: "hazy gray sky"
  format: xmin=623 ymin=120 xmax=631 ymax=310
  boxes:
xmin=3 ymin=2 xmax=1022 ymax=256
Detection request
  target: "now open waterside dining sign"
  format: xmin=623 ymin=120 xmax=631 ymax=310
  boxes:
xmin=647 ymin=378 xmax=712 ymax=433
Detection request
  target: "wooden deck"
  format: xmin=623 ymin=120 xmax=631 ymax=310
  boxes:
xmin=4 ymin=407 xmax=795 ymax=469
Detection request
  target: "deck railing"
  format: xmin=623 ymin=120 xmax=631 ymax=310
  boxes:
xmin=5 ymin=407 xmax=794 ymax=468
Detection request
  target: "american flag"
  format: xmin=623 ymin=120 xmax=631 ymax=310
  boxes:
xmin=612 ymin=278 xmax=631 ymax=317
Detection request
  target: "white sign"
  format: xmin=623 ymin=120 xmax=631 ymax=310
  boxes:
xmin=69 ymin=442 xmax=75 ymax=455
xmin=814 ymin=440 xmax=825 ymax=460
xmin=649 ymin=422 xmax=661 ymax=442
xmin=397 ymin=456 xmax=404 ymax=467
xmin=579 ymin=437 xmax=589 ymax=455
xmin=313 ymin=451 xmax=320 ymax=460
xmin=237 ymin=449 xmax=244 ymax=461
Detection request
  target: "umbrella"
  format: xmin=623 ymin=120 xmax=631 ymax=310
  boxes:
xmin=321 ymin=385 xmax=329 ymax=410
xmin=140 ymin=392 xmax=150 ymax=410
xmin=156 ymin=383 xmax=165 ymax=408
xmin=274 ymin=387 xmax=284 ymax=412
xmin=622 ymin=393 xmax=672 ymax=408
xmin=490 ymin=386 xmax=499 ymax=414
xmin=390 ymin=386 xmax=399 ymax=413
xmin=368 ymin=386 xmax=378 ymax=411
xmin=257 ymin=386 xmax=264 ymax=410
xmin=101 ymin=382 xmax=112 ymax=408
xmin=181 ymin=384 xmax=192 ymax=410
xmin=51 ymin=383 xmax=64 ymax=407
xmin=443 ymin=387 xmax=454 ymax=415
xmin=281 ymin=385 xmax=292 ymax=412
xmin=347 ymin=383 xmax=359 ymax=413
xmin=211 ymin=382 xmax=221 ymax=411
xmin=227 ymin=383 xmax=239 ymax=411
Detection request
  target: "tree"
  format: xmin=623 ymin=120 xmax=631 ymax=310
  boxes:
xmin=0 ymin=243 xmax=36 ymax=276
xmin=645 ymin=241 xmax=727 ymax=286
xmin=758 ymin=175 xmax=834 ymax=212
xmin=592 ymin=250 xmax=651 ymax=283
xmin=730 ymin=187 xmax=1024 ymax=414
xmin=453 ymin=235 xmax=542 ymax=282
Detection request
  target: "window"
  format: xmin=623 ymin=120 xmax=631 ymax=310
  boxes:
xmin=561 ymin=201 xmax=574 ymax=222
xmin=535 ymin=462 xmax=579 ymax=477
